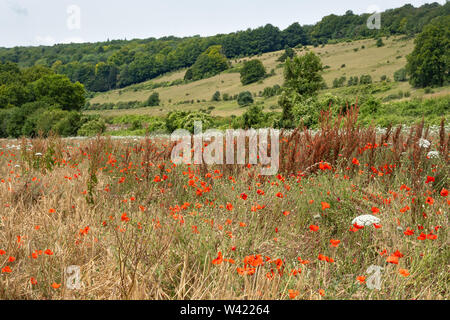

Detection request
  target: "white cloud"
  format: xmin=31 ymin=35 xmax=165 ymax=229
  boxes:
xmin=8 ymin=0 xmax=28 ymax=16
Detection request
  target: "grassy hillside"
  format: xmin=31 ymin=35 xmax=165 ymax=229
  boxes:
xmin=86 ymin=36 xmax=449 ymax=119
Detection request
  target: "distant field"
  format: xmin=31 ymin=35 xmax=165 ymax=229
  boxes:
xmin=87 ymin=36 xmax=449 ymax=118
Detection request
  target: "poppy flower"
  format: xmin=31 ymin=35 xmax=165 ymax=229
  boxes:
xmin=212 ymin=252 xmax=223 ymax=265
xmin=425 ymin=197 xmax=434 ymax=205
xmin=30 ymin=277 xmax=38 ymax=285
xmin=309 ymin=225 xmax=319 ymax=232
xmin=356 ymin=276 xmax=366 ymax=284
xmin=371 ymin=207 xmax=380 ymax=214
xmin=330 ymin=239 xmax=340 ymax=247
xmin=1 ymin=266 xmax=12 ymax=273
xmin=441 ymin=188 xmax=448 ymax=197
xmin=386 ymin=255 xmax=399 ymax=264
xmin=0 ymin=250 xmax=5 ymax=255
xmin=321 ymin=202 xmax=330 ymax=210
xmin=44 ymin=249 xmax=53 ymax=256
xmin=425 ymin=176 xmax=435 ymax=184
xmin=240 ymin=193 xmax=248 ymax=200
xmin=319 ymin=289 xmax=325 ymax=296
xmin=288 ymin=289 xmax=299 ymax=299
xmin=352 ymin=158 xmax=360 ymax=166
xmin=404 ymin=228 xmax=415 ymax=236
xmin=51 ymin=283 xmax=61 ymax=289
xmin=399 ymin=269 xmax=410 ymax=277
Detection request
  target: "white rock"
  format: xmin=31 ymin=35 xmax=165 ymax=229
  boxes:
xmin=352 ymin=215 xmax=381 ymax=226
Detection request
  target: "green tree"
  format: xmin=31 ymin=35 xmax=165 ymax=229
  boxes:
xmin=212 ymin=91 xmax=221 ymax=101
xmin=283 ymin=52 xmax=324 ymax=97
xmin=240 ymin=59 xmax=266 ymax=85
xmin=406 ymin=16 xmax=449 ymax=88
xmin=237 ymin=91 xmax=254 ymax=107
xmin=146 ymin=92 xmax=160 ymax=106
xmin=184 ymin=45 xmax=229 ymax=81
xmin=32 ymin=74 xmax=86 ymax=111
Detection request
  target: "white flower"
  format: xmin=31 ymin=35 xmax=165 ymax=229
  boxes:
xmin=418 ymin=138 xmax=431 ymax=149
xmin=352 ymin=214 xmax=381 ymax=226
xmin=427 ymin=151 xmax=439 ymax=159
xmin=35 ymin=152 xmax=43 ymax=157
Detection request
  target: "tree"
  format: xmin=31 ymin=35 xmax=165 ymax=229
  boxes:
xmin=278 ymin=52 xmax=324 ymax=128
xmin=376 ymin=38 xmax=384 ymax=47
xmin=406 ymin=16 xmax=449 ymax=88
xmin=32 ymin=74 xmax=86 ymax=111
xmin=237 ymin=91 xmax=254 ymax=107
xmin=278 ymin=47 xmax=296 ymax=62
xmin=211 ymin=91 xmax=221 ymax=101
xmin=283 ymin=52 xmax=324 ymax=97
xmin=146 ymin=92 xmax=160 ymax=106
xmin=184 ymin=45 xmax=229 ymax=81
xmin=240 ymin=59 xmax=266 ymax=85
xmin=394 ymin=68 xmax=408 ymax=82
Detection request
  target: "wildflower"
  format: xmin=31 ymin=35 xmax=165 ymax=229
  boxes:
xmin=226 ymin=203 xmax=234 ymax=211
xmin=321 ymin=202 xmax=330 ymax=210
xmin=0 ymin=250 xmax=5 ymax=255
xmin=276 ymin=192 xmax=284 ymax=198
xmin=30 ymin=277 xmax=38 ymax=285
xmin=282 ymin=211 xmax=291 ymax=216
xmin=399 ymin=269 xmax=410 ymax=277
xmin=319 ymin=289 xmax=325 ymax=296
xmin=425 ymin=176 xmax=435 ymax=184
xmin=121 ymin=213 xmax=130 ymax=222
xmin=240 ymin=193 xmax=248 ymax=200
xmin=309 ymin=225 xmax=319 ymax=232
xmin=352 ymin=158 xmax=360 ymax=166
xmin=404 ymin=228 xmax=415 ymax=236
xmin=8 ymin=256 xmax=15 ymax=262
xmin=330 ymin=239 xmax=341 ymax=247
xmin=371 ymin=207 xmax=380 ymax=214
xmin=288 ymin=289 xmax=300 ymax=299
xmin=418 ymin=139 xmax=431 ymax=148
xmin=352 ymin=214 xmax=380 ymax=226
xmin=44 ymin=249 xmax=54 ymax=256
xmin=51 ymin=283 xmax=61 ymax=289
xmin=356 ymin=276 xmax=366 ymax=284
xmin=212 ymin=252 xmax=223 ymax=265
xmin=425 ymin=197 xmax=434 ymax=205
xmin=440 ymin=188 xmax=448 ymax=197
xmin=386 ymin=255 xmax=399 ymax=264
xmin=49 ymin=208 xmax=55 ymax=214
xmin=1 ymin=266 xmax=12 ymax=273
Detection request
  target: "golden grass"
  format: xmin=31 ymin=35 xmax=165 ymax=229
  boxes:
xmin=0 ymin=115 xmax=448 ymax=300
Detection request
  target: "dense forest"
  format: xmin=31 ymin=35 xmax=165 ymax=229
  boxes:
xmin=0 ymin=2 xmax=448 ymax=94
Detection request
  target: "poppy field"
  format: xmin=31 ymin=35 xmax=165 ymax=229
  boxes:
xmin=0 ymin=109 xmax=448 ymax=300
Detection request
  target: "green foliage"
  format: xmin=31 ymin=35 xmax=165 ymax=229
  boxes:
xmin=0 ymin=3 xmax=447 ymax=92
xmin=376 ymin=38 xmax=385 ymax=47
xmin=277 ymin=47 xmax=296 ymax=62
xmin=262 ymin=85 xmax=282 ymax=98
xmin=146 ymin=92 xmax=160 ymax=107
xmin=212 ymin=91 xmax=221 ymax=102
xmin=184 ymin=45 xmax=230 ymax=81
xmin=78 ymin=118 xmax=107 ymax=136
xmin=406 ymin=16 xmax=449 ymax=88
xmin=394 ymin=68 xmax=408 ymax=82
xmin=283 ymin=52 xmax=324 ymax=97
xmin=359 ymin=74 xmax=373 ymax=85
xmin=240 ymin=59 xmax=266 ymax=85
xmin=237 ymin=91 xmax=254 ymax=107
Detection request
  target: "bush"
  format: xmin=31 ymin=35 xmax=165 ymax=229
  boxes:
xmin=237 ymin=91 xmax=254 ymax=107
xmin=78 ymin=118 xmax=106 ymax=136
xmin=359 ymin=74 xmax=373 ymax=85
xmin=240 ymin=59 xmax=266 ymax=85
xmin=212 ymin=91 xmax=221 ymax=102
xmin=394 ymin=68 xmax=408 ymax=82
xmin=146 ymin=92 xmax=160 ymax=106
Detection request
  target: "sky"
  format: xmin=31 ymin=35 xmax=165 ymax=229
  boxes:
xmin=0 ymin=0 xmax=446 ymax=48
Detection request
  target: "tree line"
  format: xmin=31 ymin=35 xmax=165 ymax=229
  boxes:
xmin=0 ymin=2 xmax=447 ymax=92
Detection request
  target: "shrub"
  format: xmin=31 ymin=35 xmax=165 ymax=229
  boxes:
xmin=78 ymin=118 xmax=106 ymax=136
xmin=237 ymin=91 xmax=254 ymax=107
xmin=240 ymin=60 xmax=266 ymax=85
xmin=394 ymin=68 xmax=408 ymax=82
xmin=146 ymin=92 xmax=160 ymax=107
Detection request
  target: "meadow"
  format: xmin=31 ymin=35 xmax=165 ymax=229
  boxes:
xmin=0 ymin=109 xmax=448 ymax=300
xmin=87 ymin=36 xmax=450 ymax=119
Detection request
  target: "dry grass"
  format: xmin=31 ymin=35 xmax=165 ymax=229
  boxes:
xmin=0 ymin=111 xmax=448 ymax=300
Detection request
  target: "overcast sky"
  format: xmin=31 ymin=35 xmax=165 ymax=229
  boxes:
xmin=0 ymin=0 xmax=446 ymax=48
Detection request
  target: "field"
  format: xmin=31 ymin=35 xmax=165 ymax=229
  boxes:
xmin=0 ymin=110 xmax=448 ymax=300
xmin=87 ymin=36 xmax=450 ymax=119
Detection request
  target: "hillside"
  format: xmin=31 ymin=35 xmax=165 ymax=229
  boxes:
xmin=86 ymin=36 xmax=450 ymax=118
